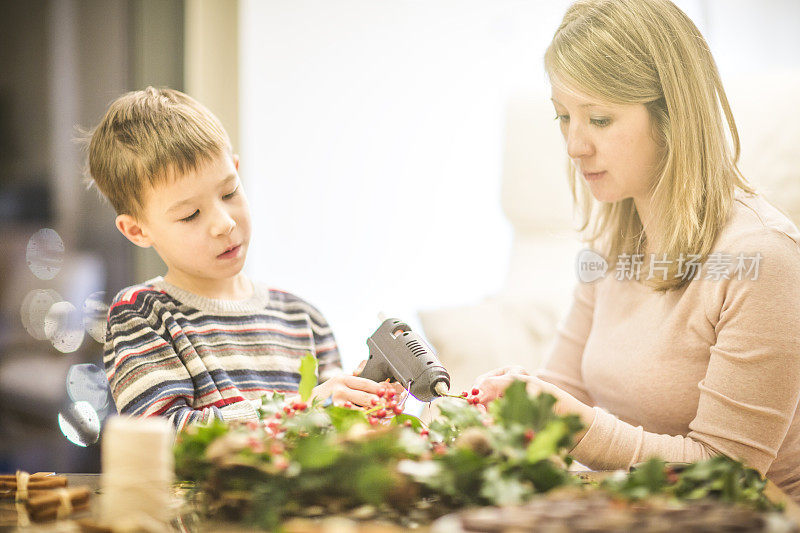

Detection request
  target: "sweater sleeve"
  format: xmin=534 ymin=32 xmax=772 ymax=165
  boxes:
xmin=569 ymin=230 xmax=800 ymax=474
xmin=305 ymin=304 xmax=343 ymax=382
xmin=536 ymin=281 xmax=597 ymax=406
xmin=104 ymin=289 xmax=255 ymax=430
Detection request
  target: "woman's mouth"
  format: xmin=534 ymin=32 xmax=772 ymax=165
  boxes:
xmin=217 ymin=244 xmax=242 ymax=260
xmin=583 ymin=171 xmax=606 ymax=182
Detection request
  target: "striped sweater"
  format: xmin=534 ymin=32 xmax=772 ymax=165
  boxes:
xmin=103 ymin=277 xmax=342 ymax=429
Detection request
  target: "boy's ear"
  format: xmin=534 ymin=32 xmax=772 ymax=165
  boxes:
xmin=115 ymin=214 xmax=153 ymax=248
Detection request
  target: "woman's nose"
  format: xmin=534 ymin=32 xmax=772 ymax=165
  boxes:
xmin=566 ymin=126 xmax=593 ymax=160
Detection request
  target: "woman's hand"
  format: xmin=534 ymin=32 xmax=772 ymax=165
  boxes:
xmin=471 ymin=365 xmax=531 ymax=404
xmin=472 ymin=367 xmax=594 ymax=442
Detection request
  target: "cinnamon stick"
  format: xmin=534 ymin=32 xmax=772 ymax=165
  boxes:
xmin=0 ymin=477 xmax=68 ymax=490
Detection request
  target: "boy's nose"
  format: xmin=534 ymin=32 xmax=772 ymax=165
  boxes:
xmin=211 ymin=209 xmax=236 ymax=236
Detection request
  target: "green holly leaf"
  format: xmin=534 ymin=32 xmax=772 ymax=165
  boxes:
xmin=353 ymin=463 xmax=394 ymax=506
xmin=298 ymin=353 xmax=318 ymax=401
xmin=392 ymin=413 xmax=424 ymax=430
xmin=526 ymin=419 xmax=568 ymax=463
xmin=293 ymin=434 xmax=340 ymax=469
xmin=490 ymin=380 xmax=558 ymax=431
xmin=326 ymin=405 xmax=368 ymax=432
xmin=480 ymin=465 xmax=531 ymax=505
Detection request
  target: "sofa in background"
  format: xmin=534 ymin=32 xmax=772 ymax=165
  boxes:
xmin=418 ymin=70 xmax=800 ymax=394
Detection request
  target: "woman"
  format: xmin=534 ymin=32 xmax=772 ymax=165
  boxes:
xmin=474 ymin=0 xmax=800 ymax=501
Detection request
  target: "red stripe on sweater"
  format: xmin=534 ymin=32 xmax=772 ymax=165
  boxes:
xmin=109 ymin=288 xmax=166 ymax=312
xmin=175 ymin=326 xmax=312 ymax=338
xmin=115 ymin=340 xmax=170 ymax=370
xmin=150 ymin=394 xmax=246 ymax=415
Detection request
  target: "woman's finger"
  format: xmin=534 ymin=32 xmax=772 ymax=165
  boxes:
xmin=476 ymin=375 xmax=516 ymax=405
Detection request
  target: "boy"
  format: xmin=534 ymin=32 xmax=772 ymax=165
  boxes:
xmin=88 ymin=87 xmax=388 ymax=429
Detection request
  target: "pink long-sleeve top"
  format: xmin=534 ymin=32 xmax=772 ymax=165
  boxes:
xmin=538 ymin=192 xmax=800 ymax=501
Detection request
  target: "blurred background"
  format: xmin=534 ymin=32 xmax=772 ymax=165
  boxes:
xmin=1 ymin=0 xmax=798 ymax=474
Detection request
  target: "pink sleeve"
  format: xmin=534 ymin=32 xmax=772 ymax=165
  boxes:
xmin=536 ymin=281 xmax=597 ymax=406
xmin=569 ymin=231 xmax=800 ymax=475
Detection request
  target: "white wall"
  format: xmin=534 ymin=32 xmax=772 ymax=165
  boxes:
xmin=239 ymin=1 xmax=576 ymax=367
xmin=238 ymin=0 xmax=799 ymax=369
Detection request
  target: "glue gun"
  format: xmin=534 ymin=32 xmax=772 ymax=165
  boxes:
xmin=358 ymin=318 xmax=450 ymax=402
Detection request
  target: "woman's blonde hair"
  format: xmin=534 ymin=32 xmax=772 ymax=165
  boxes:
xmin=545 ymin=0 xmax=753 ymax=291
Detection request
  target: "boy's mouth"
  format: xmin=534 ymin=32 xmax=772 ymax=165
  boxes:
xmin=217 ymin=244 xmax=242 ymax=260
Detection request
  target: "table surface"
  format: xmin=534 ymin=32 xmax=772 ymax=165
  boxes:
xmin=8 ymin=472 xmax=800 ymax=531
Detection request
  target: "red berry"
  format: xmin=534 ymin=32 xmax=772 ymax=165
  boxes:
xmin=420 ymin=429 xmax=429 ymax=437
xmin=471 ymin=388 xmax=480 ymax=396
xmin=524 ymin=429 xmax=535 ymax=443
xmin=386 ymin=390 xmax=396 ymax=399
xmin=375 ymin=408 xmax=387 ymax=418
xmin=274 ymin=412 xmax=282 ymax=419
xmin=392 ymin=405 xmax=403 ymax=415
xmin=461 ymin=391 xmax=468 ymax=398
xmin=404 ymin=420 xmax=412 ymax=427
xmin=368 ymin=417 xmax=379 ymax=426
xmin=293 ymin=401 xmax=307 ymax=411
xmin=270 ymin=442 xmax=284 ymax=455
xmin=433 ymin=443 xmax=447 ymax=456
xmin=343 ymin=401 xmax=353 ymax=409
xmin=283 ymin=405 xmax=292 ymax=414
xmin=370 ymin=398 xmax=378 ymax=406
xmin=376 ymin=389 xmax=385 ymax=398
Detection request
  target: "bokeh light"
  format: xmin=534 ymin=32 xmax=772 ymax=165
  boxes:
xmin=58 ymin=401 xmax=100 ymax=447
xmin=82 ymin=291 xmax=109 ymax=344
xmin=26 ymin=228 xmax=65 ymax=280
xmin=44 ymin=301 xmax=85 ymax=353
xmin=66 ymin=363 xmax=110 ymax=412
xmin=20 ymin=288 xmax=63 ymax=340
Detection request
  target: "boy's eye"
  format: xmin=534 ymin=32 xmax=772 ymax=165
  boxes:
xmin=222 ymin=186 xmax=239 ymax=200
xmin=179 ymin=210 xmax=199 ymax=222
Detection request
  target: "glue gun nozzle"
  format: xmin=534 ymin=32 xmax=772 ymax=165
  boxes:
xmin=433 ymin=381 xmax=449 ymax=397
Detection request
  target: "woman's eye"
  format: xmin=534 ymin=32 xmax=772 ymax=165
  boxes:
xmin=591 ymin=117 xmax=611 ymax=127
xmin=222 ymin=186 xmax=239 ymax=200
xmin=554 ymin=114 xmax=569 ymax=123
xmin=180 ymin=210 xmax=199 ymax=222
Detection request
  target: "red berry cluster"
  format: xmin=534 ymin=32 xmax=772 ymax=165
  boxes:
xmin=460 ymin=388 xmax=481 ymax=405
xmin=365 ymin=384 xmax=403 ymax=425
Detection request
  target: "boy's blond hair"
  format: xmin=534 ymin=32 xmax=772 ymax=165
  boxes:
xmin=545 ymin=0 xmax=753 ymax=291
xmin=87 ymin=87 xmax=231 ymax=219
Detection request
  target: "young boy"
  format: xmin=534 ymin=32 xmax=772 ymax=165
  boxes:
xmin=88 ymin=87 xmax=388 ymax=429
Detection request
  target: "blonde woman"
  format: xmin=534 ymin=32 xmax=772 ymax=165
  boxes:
xmin=474 ymin=0 xmax=800 ymax=501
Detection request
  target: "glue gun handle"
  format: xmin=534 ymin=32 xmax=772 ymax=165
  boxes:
xmin=358 ymin=355 xmax=389 ymax=383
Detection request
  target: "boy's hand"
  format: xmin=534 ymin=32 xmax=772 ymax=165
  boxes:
xmin=310 ymin=360 xmax=405 ymax=408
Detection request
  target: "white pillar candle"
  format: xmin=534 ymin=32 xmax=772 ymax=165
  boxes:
xmin=100 ymin=416 xmax=175 ymax=527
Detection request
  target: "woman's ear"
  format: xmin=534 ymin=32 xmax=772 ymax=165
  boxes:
xmin=115 ymin=214 xmax=153 ymax=248
xmin=233 ymin=153 xmax=240 ymax=172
